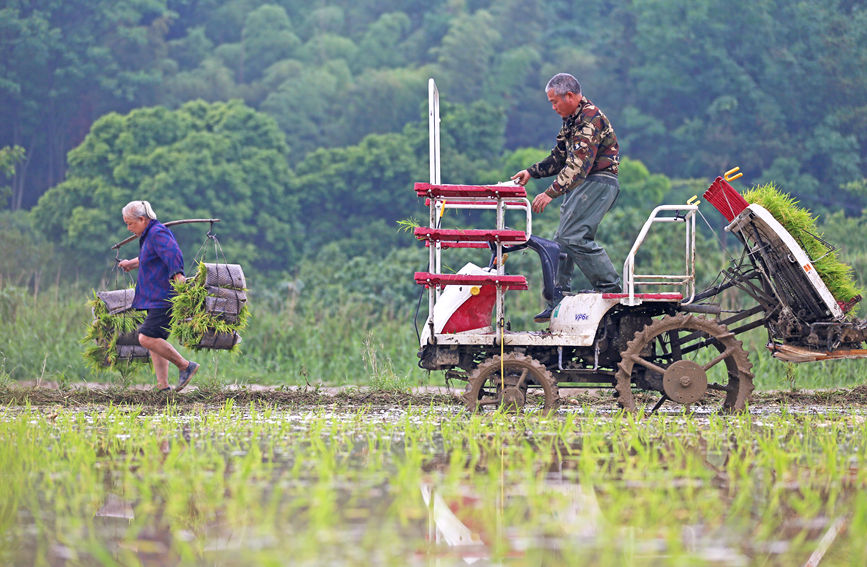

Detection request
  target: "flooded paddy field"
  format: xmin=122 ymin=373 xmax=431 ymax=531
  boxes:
xmin=2 ymin=388 xmax=867 ymax=566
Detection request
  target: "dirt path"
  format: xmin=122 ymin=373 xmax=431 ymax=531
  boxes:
xmin=4 ymin=381 xmax=867 ymax=412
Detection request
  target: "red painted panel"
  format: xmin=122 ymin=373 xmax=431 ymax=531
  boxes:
xmin=703 ymin=176 xmax=748 ymax=221
xmin=414 ymin=272 xmax=528 ymax=290
xmin=414 ymin=182 xmax=527 ymax=199
xmin=442 ymin=285 xmax=497 ymax=333
xmin=414 ymin=227 xmax=527 ymax=244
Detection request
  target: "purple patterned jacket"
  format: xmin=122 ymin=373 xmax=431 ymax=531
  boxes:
xmin=132 ymin=220 xmax=184 ymax=309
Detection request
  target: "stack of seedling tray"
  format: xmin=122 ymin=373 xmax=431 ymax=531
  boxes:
xmin=83 ymin=288 xmax=150 ymax=371
xmin=170 ymin=262 xmax=248 ymax=349
xmin=743 ymin=183 xmax=862 ymax=305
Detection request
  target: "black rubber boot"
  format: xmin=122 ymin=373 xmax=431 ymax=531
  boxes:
xmin=533 ymin=287 xmax=565 ymax=323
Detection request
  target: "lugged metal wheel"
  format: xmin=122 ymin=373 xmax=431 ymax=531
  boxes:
xmin=615 ymin=313 xmax=754 ymax=413
xmin=463 ymin=352 xmax=559 ymax=414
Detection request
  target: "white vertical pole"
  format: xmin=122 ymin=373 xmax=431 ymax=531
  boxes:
xmin=428 ymin=79 xmax=441 ymax=324
xmin=429 ymin=78 xmax=440 ymax=186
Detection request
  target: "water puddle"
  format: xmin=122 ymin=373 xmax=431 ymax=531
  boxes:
xmin=1 ymin=404 xmax=865 ymax=565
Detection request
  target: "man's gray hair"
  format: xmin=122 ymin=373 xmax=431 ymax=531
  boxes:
xmin=545 ymin=73 xmax=582 ymax=97
xmin=122 ymin=200 xmax=157 ymax=220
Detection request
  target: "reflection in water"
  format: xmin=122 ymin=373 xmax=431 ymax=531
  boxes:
xmin=421 ymin=480 xmax=603 ymax=565
xmin=91 ymin=435 xmax=178 ymax=565
xmin=4 ymin=406 xmax=866 ymax=566
xmin=416 ymin=433 xmax=751 ymax=565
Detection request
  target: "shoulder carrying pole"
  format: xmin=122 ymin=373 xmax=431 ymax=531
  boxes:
xmin=110 ymin=218 xmax=221 ymax=250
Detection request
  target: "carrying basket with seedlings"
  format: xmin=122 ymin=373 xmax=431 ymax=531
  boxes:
xmin=169 ymin=261 xmax=249 ymax=350
xmin=83 ymin=288 xmax=150 ymax=372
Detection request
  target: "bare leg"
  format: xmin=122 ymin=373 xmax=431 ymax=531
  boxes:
xmin=151 ymin=351 xmax=171 ymax=389
xmin=139 ymin=334 xmax=190 ymax=376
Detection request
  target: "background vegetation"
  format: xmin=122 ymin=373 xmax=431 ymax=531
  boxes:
xmin=2 ymin=0 xmax=867 ymax=389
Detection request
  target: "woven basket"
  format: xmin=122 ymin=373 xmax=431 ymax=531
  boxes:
xmin=114 ymin=330 xmax=142 ymax=346
xmin=95 ymin=289 xmax=135 ymax=315
xmin=204 ymin=292 xmax=245 ymax=323
xmin=115 ymin=344 xmax=151 ymax=362
xmin=202 ymin=263 xmax=246 ymax=290
xmin=88 ymin=290 xmax=150 ymax=368
xmin=206 ymin=285 xmax=247 ymax=301
xmin=195 ymin=329 xmax=241 ymax=350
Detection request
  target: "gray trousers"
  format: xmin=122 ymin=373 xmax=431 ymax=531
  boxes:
xmin=554 ymin=174 xmax=621 ymax=294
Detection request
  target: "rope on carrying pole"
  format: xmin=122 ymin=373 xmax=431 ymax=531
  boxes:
xmin=110 ymin=218 xmax=221 ymax=250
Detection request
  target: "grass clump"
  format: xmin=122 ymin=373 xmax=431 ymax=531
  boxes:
xmin=743 ymin=182 xmax=862 ymax=303
xmin=169 ymin=262 xmax=249 ymax=350
xmin=82 ymin=291 xmax=148 ymax=376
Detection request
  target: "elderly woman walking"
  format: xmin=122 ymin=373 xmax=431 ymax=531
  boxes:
xmin=118 ymin=200 xmax=199 ymax=392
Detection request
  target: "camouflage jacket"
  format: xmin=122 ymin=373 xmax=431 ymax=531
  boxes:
xmin=528 ymin=96 xmax=619 ymax=198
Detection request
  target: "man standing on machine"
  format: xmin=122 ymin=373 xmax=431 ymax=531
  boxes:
xmin=512 ymin=72 xmax=622 ymax=323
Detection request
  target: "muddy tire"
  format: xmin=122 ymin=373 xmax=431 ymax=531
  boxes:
xmin=615 ymin=313 xmax=754 ymax=413
xmin=463 ymin=352 xmax=558 ymax=414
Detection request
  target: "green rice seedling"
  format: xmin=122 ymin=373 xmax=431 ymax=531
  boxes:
xmin=743 ymin=183 xmax=862 ymax=303
xmin=81 ymin=291 xmax=148 ymax=377
xmin=169 ymin=262 xmax=249 ymax=350
xmin=363 ymin=331 xmax=411 ymax=391
xmin=5 ymin=406 xmax=867 ymax=565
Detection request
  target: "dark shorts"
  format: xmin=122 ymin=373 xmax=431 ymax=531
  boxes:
xmin=138 ymin=307 xmax=172 ymax=340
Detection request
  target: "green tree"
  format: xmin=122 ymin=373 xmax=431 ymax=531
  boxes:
xmin=0 ymin=210 xmax=58 ymax=289
xmin=292 ymin=128 xmax=426 ymax=253
xmin=433 ymin=10 xmax=501 ymax=103
xmin=240 ymin=4 xmax=301 ymax=81
xmin=0 ymin=0 xmax=172 ymax=209
xmin=260 ymin=60 xmax=352 ymax=158
xmin=342 ymin=68 xmax=428 ymax=143
xmin=31 ymin=100 xmax=299 ymax=280
xmin=0 ymin=146 xmax=25 ymax=209
xmin=618 ymin=157 xmax=671 ymax=210
xmin=439 ymin=100 xmax=507 ymax=183
xmin=617 ymin=0 xmax=866 ymax=209
xmin=354 ymin=12 xmax=412 ymax=70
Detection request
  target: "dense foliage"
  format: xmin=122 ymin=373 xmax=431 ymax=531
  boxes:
xmin=3 ymin=1 xmax=867 ymax=386
xmin=2 ymin=0 xmax=865 ymax=212
xmin=31 ymin=99 xmax=300 ymax=277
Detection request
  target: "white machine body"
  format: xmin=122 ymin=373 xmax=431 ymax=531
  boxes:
xmin=420 ymin=263 xmax=497 ymax=345
xmin=548 ymin=294 xmax=622 ymax=344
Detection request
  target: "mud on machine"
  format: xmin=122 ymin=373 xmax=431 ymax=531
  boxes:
xmin=414 ymin=79 xmax=867 ymax=414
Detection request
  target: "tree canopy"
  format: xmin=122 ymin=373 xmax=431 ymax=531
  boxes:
xmin=4 ymin=0 xmax=865 ymax=213
xmin=31 ymin=100 xmax=299 ymax=278
xmin=2 ymin=0 xmax=866 ymax=296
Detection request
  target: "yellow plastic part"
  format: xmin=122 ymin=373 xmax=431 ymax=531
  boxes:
xmin=724 ymin=167 xmax=743 ymax=182
xmin=687 ymin=195 xmax=700 ymax=206
xmin=470 ymin=286 xmax=481 ymax=296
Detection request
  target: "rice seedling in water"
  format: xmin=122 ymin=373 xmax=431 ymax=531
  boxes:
xmin=2 ymin=405 xmax=866 ymax=565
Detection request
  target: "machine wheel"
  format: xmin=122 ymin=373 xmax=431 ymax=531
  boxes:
xmin=463 ymin=353 xmax=559 ymax=414
xmin=614 ymin=313 xmax=754 ymax=413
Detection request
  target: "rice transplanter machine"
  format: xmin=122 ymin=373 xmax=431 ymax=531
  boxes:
xmin=414 ymin=79 xmax=867 ymax=413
